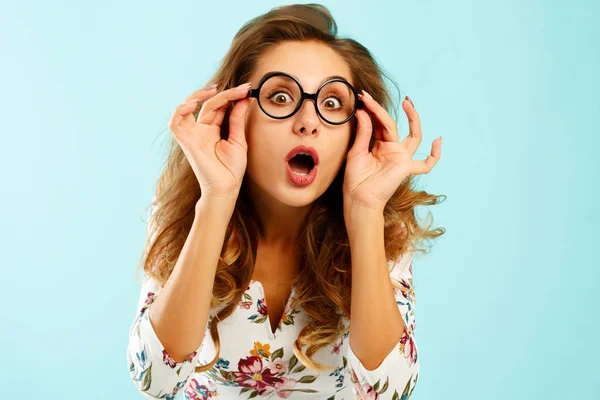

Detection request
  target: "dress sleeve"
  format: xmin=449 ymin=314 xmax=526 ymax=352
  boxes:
xmin=126 ymin=196 xmax=203 ymax=399
xmin=346 ymin=251 xmax=420 ymax=400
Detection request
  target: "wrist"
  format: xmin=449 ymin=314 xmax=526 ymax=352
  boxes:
xmin=343 ymin=197 xmax=384 ymax=218
xmin=196 ymin=194 xmax=238 ymax=217
xmin=344 ymin=203 xmax=384 ymax=237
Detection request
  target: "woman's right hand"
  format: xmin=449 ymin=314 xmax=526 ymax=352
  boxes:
xmin=168 ymin=82 xmax=254 ymax=200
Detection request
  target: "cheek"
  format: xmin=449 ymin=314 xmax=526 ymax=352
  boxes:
xmin=337 ymin=127 xmax=354 ymax=158
xmin=244 ymin=103 xmax=260 ymax=144
xmin=245 ymin=116 xmax=286 ymax=172
xmin=323 ymin=130 xmax=353 ymax=173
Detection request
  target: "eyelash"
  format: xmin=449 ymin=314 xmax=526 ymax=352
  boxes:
xmin=266 ymin=89 xmax=294 ymax=102
xmin=322 ymin=93 xmax=344 ymax=108
xmin=266 ymin=90 xmax=345 ymax=108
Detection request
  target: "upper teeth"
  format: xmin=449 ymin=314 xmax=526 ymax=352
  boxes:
xmin=298 ymin=152 xmax=311 ymax=157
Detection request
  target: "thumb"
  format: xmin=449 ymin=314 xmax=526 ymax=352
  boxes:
xmin=348 ymin=109 xmax=372 ymax=158
xmin=227 ymin=97 xmax=253 ymax=148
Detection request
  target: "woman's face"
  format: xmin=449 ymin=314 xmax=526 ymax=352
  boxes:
xmin=244 ymin=41 xmax=354 ymax=208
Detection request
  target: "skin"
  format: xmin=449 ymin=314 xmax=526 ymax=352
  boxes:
xmin=242 ymin=41 xmax=356 ymax=332
xmin=172 ymin=39 xmax=442 ymax=363
xmin=242 ymin=41 xmax=443 ymax=343
xmin=243 ymin=40 xmax=354 ymax=249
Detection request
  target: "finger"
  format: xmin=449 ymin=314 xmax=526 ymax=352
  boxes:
xmin=357 ymin=100 xmax=384 ymax=143
xmin=183 ymin=84 xmax=218 ymax=103
xmin=347 ymin=109 xmax=372 ymax=158
xmin=168 ymin=99 xmax=201 ymax=136
xmin=210 ymin=88 xmax=252 ymax=129
xmin=359 ymin=90 xmax=398 ymax=142
xmin=227 ymin=97 xmax=254 ymax=148
xmin=197 ymin=82 xmax=252 ymax=125
xmin=211 ymin=102 xmax=230 ymax=127
xmin=400 ymin=96 xmax=423 ymax=155
xmin=169 ymin=86 xmax=219 ymax=132
xmin=411 ymin=137 xmax=442 ymax=175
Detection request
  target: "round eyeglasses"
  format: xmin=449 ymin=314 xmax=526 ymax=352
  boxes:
xmin=246 ymin=71 xmax=364 ymax=125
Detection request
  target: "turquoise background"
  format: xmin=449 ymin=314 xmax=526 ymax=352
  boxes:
xmin=1 ymin=0 xmax=598 ymax=398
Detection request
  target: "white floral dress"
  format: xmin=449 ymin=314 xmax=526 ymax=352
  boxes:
xmin=127 ymin=198 xmax=418 ymax=400
xmin=127 ymin=248 xmax=419 ymax=400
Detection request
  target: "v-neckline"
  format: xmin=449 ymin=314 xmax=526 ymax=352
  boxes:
xmin=250 ymin=279 xmax=297 ymax=340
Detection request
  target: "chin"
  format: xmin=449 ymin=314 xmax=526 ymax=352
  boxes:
xmin=246 ymin=165 xmax=337 ymax=209
xmin=271 ymin=181 xmax=322 ymax=208
xmin=278 ymin=191 xmax=319 ymax=208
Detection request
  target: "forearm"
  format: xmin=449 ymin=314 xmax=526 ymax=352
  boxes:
xmin=148 ymin=196 xmax=236 ymax=362
xmin=345 ymin=205 xmax=405 ymax=370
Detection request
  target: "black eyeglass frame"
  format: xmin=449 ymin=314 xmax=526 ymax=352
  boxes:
xmin=246 ymin=71 xmax=364 ymax=126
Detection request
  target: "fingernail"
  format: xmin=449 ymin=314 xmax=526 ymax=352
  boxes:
xmin=237 ymin=82 xmax=252 ymax=92
xmin=203 ymin=83 xmax=218 ymax=90
xmin=362 ymin=90 xmax=372 ymax=100
xmin=406 ymin=96 xmax=415 ymax=108
xmin=185 ymin=98 xmax=200 ymax=104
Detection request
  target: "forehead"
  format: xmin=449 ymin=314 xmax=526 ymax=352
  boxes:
xmin=252 ymin=41 xmax=353 ymax=90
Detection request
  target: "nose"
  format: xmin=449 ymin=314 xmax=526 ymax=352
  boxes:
xmin=292 ymin=98 xmax=320 ymax=136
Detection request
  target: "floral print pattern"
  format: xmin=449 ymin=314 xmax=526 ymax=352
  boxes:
xmin=127 ymin=252 xmax=419 ymax=399
xmin=243 ymin=284 xmax=301 ymax=333
xmin=202 ymin=342 xmax=321 ymax=398
xmin=186 ymin=379 xmax=219 ymax=399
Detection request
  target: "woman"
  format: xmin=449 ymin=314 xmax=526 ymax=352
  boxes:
xmin=127 ymin=4 xmax=444 ymax=399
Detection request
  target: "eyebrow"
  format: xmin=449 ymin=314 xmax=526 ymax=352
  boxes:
xmin=261 ymin=71 xmax=353 ymax=88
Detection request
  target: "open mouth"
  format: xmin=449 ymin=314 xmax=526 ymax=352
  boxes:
xmin=287 ymin=153 xmax=315 ymax=176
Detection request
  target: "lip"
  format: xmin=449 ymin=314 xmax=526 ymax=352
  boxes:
xmin=285 ymin=145 xmax=319 ymax=187
xmin=286 ymin=163 xmax=318 ymax=186
xmin=285 ymin=145 xmax=320 ymax=166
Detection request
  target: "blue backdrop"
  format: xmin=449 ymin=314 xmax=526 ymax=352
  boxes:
xmin=1 ymin=0 xmax=598 ymax=398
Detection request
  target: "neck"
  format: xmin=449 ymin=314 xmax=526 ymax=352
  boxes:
xmin=243 ymin=180 xmax=313 ymax=248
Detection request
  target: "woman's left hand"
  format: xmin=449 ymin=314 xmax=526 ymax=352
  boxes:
xmin=343 ymin=92 xmax=442 ymax=212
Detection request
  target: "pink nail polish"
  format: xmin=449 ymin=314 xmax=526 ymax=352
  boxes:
xmin=237 ymin=82 xmax=252 ymax=93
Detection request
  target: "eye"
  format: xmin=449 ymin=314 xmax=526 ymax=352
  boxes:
xmin=267 ymin=90 xmax=294 ymax=105
xmin=321 ymin=95 xmax=343 ymax=110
